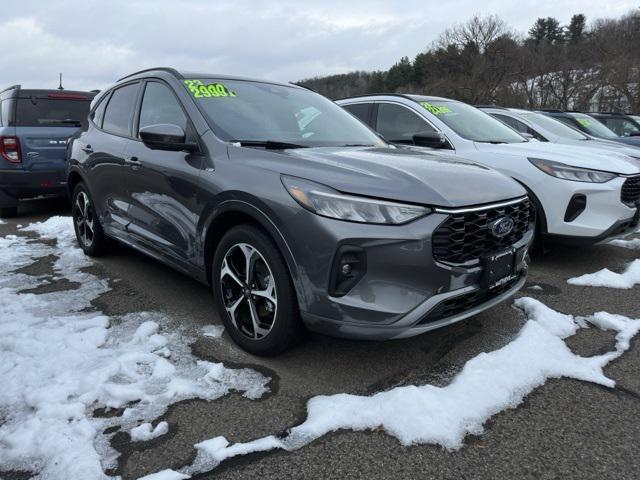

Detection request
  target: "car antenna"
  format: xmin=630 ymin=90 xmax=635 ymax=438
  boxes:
xmin=58 ymin=73 xmax=64 ymax=90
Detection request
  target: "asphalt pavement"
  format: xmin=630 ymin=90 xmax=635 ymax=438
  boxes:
xmin=2 ymin=198 xmax=639 ymax=480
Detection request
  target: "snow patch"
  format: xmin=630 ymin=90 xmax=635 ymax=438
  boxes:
xmin=608 ymin=237 xmax=640 ymax=250
xmin=202 ymin=324 xmax=225 ymax=338
xmin=568 ymin=259 xmax=640 ymax=289
xmin=0 ymin=217 xmax=270 ymax=480
xmin=175 ymin=297 xmax=640 ymax=476
xmin=137 ymin=470 xmax=190 ymax=480
xmin=131 ymin=422 xmax=169 ymax=442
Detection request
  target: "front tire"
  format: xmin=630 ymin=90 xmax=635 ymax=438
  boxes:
xmin=212 ymin=225 xmax=302 ymax=356
xmin=72 ymin=183 xmax=109 ymax=256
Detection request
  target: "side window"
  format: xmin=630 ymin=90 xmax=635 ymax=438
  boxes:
xmin=90 ymin=94 xmax=109 ymax=128
xmin=493 ymin=114 xmax=546 ymax=141
xmin=0 ymin=99 xmax=13 ymax=127
xmin=343 ymin=103 xmax=372 ymax=126
xmin=138 ymin=82 xmax=188 ymax=135
xmin=376 ymin=103 xmax=435 ymax=143
xmin=102 ymin=83 xmax=139 ymax=137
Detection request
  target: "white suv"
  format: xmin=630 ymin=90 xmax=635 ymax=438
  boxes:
xmin=478 ymin=106 xmax=640 ymax=158
xmin=337 ymin=95 xmax=640 ymax=244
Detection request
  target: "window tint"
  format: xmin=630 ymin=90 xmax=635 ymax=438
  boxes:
xmin=102 ymin=83 xmax=139 ymax=136
xmin=138 ymin=82 xmax=188 ymax=134
xmin=343 ymin=103 xmax=372 ymax=125
xmin=90 ymin=94 xmax=109 ymax=128
xmin=14 ymin=98 xmax=92 ymax=128
xmin=376 ymin=103 xmax=435 ymax=143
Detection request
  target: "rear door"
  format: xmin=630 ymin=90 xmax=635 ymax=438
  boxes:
xmin=13 ymin=93 xmax=93 ymax=172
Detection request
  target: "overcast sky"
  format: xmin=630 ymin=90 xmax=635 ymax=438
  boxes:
xmin=1 ymin=0 xmax=637 ymax=91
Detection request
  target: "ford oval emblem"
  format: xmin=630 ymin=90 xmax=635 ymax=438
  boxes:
xmin=491 ymin=216 xmax=515 ymax=238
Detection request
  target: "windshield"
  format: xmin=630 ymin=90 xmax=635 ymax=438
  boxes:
xmin=14 ymin=97 xmax=92 ymax=128
xmin=599 ymin=117 xmax=640 ymax=137
xmin=419 ymin=100 xmax=526 ymax=143
xmin=184 ymin=79 xmax=384 ymax=147
xmin=570 ymin=113 xmax=619 ymax=139
xmin=516 ymin=111 xmax=587 ymax=140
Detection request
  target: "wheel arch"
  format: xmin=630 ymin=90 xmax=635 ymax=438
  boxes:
xmin=200 ymin=199 xmax=308 ymax=311
xmin=512 ymin=178 xmax=547 ymax=235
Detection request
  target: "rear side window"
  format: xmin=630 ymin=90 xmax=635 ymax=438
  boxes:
xmin=14 ymin=97 xmax=92 ymax=128
xmin=138 ymin=82 xmax=188 ymax=134
xmin=90 ymin=94 xmax=109 ymax=128
xmin=102 ymin=83 xmax=139 ymax=137
xmin=343 ymin=103 xmax=372 ymax=125
xmin=0 ymin=99 xmax=14 ymax=126
xmin=376 ymin=103 xmax=435 ymax=143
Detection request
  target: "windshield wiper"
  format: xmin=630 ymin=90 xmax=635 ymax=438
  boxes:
xmin=339 ymin=143 xmax=376 ymax=147
xmin=232 ymin=140 xmax=308 ymax=150
xmin=477 ymin=140 xmax=508 ymax=144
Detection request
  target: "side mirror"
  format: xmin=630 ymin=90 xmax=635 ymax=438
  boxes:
xmin=139 ymin=124 xmax=197 ymax=152
xmin=412 ymin=131 xmax=448 ymax=149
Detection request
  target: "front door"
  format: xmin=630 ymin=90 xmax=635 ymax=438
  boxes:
xmin=124 ymin=80 xmax=203 ymax=266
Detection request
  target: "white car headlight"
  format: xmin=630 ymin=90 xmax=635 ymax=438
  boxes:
xmin=281 ymin=175 xmax=431 ymax=224
xmin=528 ymin=158 xmax=617 ymax=183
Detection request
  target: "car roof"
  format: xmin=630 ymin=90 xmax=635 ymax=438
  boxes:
xmin=117 ymin=67 xmax=300 ymax=90
xmin=0 ymin=85 xmax=95 ymax=99
xmin=337 ymin=93 xmax=456 ymax=103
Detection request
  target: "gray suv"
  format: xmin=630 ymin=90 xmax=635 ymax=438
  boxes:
xmin=67 ymin=68 xmax=533 ymax=355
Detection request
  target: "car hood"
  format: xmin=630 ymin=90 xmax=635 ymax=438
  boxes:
xmin=474 ymin=141 xmax=640 ymax=175
xmin=231 ymin=146 xmax=526 ymax=208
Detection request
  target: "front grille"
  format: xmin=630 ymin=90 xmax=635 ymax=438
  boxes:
xmin=621 ymin=175 xmax=640 ymax=205
xmin=418 ymin=274 xmax=522 ymax=325
xmin=432 ymin=198 xmax=533 ymax=264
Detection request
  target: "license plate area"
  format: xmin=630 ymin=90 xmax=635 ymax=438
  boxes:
xmin=482 ymin=249 xmax=517 ymax=290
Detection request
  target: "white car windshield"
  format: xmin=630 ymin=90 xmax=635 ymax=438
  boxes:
xmin=516 ymin=111 xmax=587 ymax=141
xmin=417 ymin=100 xmax=527 ymax=144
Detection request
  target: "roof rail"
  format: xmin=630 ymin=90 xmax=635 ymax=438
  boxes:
xmin=475 ymin=104 xmax=508 ymax=110
xmin=335 ymin=93 xmax=417 ymax=102
xmin=0 ymin=84 xmax=20 ymax=95
xmin=117 ymin=67 xmax=182 ymax=82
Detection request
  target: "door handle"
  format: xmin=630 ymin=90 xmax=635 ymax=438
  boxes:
xmin=81 ymin=144 xmax=93 ymax=153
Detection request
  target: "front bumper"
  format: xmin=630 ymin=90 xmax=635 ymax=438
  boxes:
xmin=541 ymin=175 xmax=639 ymax=240
xmin=285 ymin=207 xmax=533 ymax=341
xmin=0 ymin=169 xmax=67 ymax=206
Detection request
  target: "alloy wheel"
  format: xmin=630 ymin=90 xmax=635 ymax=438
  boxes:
xmin=74 ymin=191 xmax=95 ymax=248
xmin=220 ymin=243 xmax=278 ymax=340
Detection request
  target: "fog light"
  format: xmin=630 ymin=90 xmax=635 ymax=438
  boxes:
xmin=329 ymin=246 xmax=366 ymax=297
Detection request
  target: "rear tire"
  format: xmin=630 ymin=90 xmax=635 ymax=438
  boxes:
xmin=72 ymin=183 xmax=109 ymax=256
xmin=212 ymin=224 xmax=303 ymax=356
xmin=0 ymin=206 xmax=18 ymax=218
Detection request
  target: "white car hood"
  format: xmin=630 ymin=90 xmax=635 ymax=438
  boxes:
xmin=475 ymin=141 xmax=640 ymax=175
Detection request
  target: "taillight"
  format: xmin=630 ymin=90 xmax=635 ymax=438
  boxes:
xmin=0 ymin=136 xmax=21 ymax=164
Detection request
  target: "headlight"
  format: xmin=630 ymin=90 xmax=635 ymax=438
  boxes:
xmin=281 ymin=175 xmax=431 ymax=224
xmin=528 ymin=158 xmax=617 ymax=183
